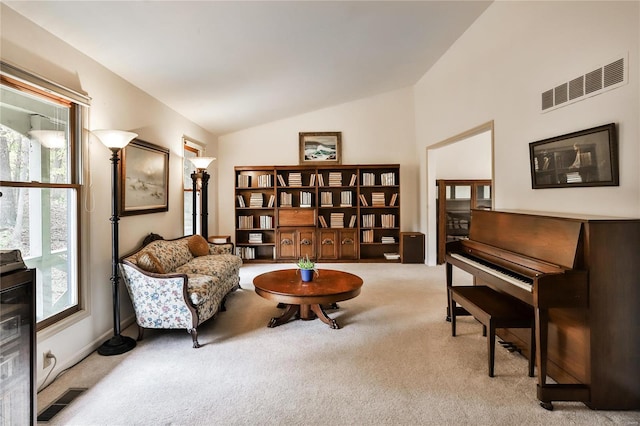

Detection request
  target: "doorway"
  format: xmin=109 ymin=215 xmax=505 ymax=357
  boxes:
xmin=425 ymin=121 xmax=494 ymax=265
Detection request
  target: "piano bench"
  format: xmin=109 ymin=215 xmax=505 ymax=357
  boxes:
xmin=448 ymin=285 xmax=535 ymax=378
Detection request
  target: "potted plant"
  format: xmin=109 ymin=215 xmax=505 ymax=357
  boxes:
xmin=296 ymin=255 xmax=319 ymax=282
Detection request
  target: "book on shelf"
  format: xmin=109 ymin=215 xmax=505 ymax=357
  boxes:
xmin=348 ymin=215 xmax=357 ymax=228
xmin=381 ymin=172 xmax=395 ymax=186
xmin=249 ymin=233 xmax=263 ymax=244
xmin=362 ymin=172 xmax=375 ymax=186
xmin=359 ymin=194 xmax=368 ymax=206
xmin=277 ymin=174 xmax=286 ymax=187
xmin=371 ymin=192 xmax=385 ymax=207
xmin=259 ymin=215 xmax=273 ymax=229
xmin=236 ymin=194 xmax=246 ymax=208
xmin=349 ymin=173 xmax=357 ymax=186
xmin=236 ymin=246 xmax=256 ymax=260
xmin=288 ymin=172 xmax=302 ymax=187
xmin=389 ymin=193 xmax=398 ymax=206
xmin=361 ymin=229 xmax=374 ymax=243
xmin=340 ymin=191 xmax=352 ymax=207
xmin=309 ymin=173 xmax=316 ymax=186
xmin=318 ymin=216 xmax=328 ymax=228
xmin=280 ymin=192 xmax=292 ymax=207
xmin=237 ymin=174 xmax=251 ymax=188
xmin=317 ymin=173 xmax=325 ymax=186
xmin=258 ymin=174 xmax=272 ymax=187
xmin=361 ymin=214 xmax=375 ymax=228
xmin=300 ymin=191 xmax=313 ymax=207
xmin=249 ymin=192 xmax=264 ymax=207
xmin=330 ymin=212 xmax=344 ymax=228
xmin=320 ymin=191 xmax=333 ymax=207
xmin=383 ymin=252 xmax=400 ymax=260
xmin=381 ymin=214 xmax=396 ymax=228
xmin=381 ymin=236 xmax=396 ymax=244
xmin=238 ymin=215 xmax=253 ymax=229
xmin=267 ymin=194 xmax=275 ymax=208
xmin=329 ymin=172 xmax=342 ymax=186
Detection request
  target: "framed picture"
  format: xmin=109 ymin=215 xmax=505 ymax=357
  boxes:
xmin=529 ymin=123 xmax=618 ymax=189
xmin=120 ymin=139 xmax=170 ymax=215
xmin=299 ymin=132 xmax=342 ymax=165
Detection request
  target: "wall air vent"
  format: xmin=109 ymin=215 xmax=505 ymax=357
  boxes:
xmin=585 ymin=68 xmax=603 ymax=94
xmin=541 ymin=53 xmax=627 ymax=112
xmin=569 ymin=76 xmax=584 ymax=100
xmin=554 ymin=83 xmax=568 ymax=105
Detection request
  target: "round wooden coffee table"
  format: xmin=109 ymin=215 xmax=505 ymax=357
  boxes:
xmin=253 ymin=269 xmax=363 ymax=329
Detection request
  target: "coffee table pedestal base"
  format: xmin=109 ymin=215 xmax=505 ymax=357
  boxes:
xmin=268 ymin=304 xmax=339 ymax=329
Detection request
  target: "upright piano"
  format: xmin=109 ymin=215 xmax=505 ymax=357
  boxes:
xmin=446 ymin=209 xmax=640 ymax=410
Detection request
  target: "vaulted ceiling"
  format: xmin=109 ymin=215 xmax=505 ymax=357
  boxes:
xmin=5 ymin=1 xmax=491 ymax=136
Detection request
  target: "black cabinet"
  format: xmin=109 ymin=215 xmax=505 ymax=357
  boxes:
xmin=1 ymin=267 xmax=36 ymax=425
xmin=400 ymin=232 xmax=425 ymax=264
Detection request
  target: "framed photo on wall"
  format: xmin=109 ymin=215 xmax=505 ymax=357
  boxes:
xmin=299 ymin=132 xmax=342 ymax=165
xmin=529 ymin=123 xmax=618 ymax=189
xmin=119 ymin=139 xmax=170 ymax=215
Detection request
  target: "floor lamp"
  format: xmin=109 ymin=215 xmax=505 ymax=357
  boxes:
xmin=93 ymin=129 xmax=138 ymax=356
xmin=188 ymin=157 xmax=215 ymax=238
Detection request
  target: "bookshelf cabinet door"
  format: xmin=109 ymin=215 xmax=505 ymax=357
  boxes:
xmin=318 ymin=230 xmax=338 ymax=260
xmin=277 ymin=229 xmax=297 ymax=259
xmin=299 ymin=229 xmax=316 ymax=260
xmin=339 ymin=229 xmax=358 ymax=260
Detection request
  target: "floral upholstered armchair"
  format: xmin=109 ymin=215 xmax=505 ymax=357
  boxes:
xmin=120 ymin=234 xmax=242 ymax=348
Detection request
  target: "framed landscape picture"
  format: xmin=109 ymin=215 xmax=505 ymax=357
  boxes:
xmin=299 ymin=132 xmax=342 ymax=165
xmin=119 ymin=139 xmax=170 ymax=215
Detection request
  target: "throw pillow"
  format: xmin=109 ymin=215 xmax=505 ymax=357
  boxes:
xmin=188 ymin=235 xmax=210 ymax=257
xmin=136 ymin=251 xmax=165 ymax=274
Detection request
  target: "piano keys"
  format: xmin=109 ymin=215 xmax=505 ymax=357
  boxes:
xmin=445 ymin=209 xmax=640 ymax=410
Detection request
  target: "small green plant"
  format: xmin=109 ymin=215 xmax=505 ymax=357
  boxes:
xmin=296 ymin=255 xmax=319 ymax=275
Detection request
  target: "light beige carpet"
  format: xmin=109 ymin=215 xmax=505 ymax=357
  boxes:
xmin=37 ymin=263 xmax=640 ymax=425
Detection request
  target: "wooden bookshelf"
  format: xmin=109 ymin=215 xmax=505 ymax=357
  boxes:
xmin=235 ymin=164 xmax=400 ymax=263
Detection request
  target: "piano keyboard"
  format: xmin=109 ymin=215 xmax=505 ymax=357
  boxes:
xmin=449 ymin=253 xmax=533 ymax=293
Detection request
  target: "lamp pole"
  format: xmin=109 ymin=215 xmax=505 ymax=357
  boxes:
xmin=200 ymin=171 xmax=210 ymax=238
xmin=92 ymin=130 xmax=138 ymax=356
xmin=191 ymin=170 xmax=199 ymax=235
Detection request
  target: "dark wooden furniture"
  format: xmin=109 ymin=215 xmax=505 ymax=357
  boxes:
xmin=235 ymin=164 xmax=400 ymax=263
xmin=253 ymin=269 xmax=363 ymax=329
xmin=0 ymin=267 xmax=36 ymax=425
xmin=445 ymin=209 xmax=640 ymax=410
xmin=449 ymin=285 xmax=535 ymax=377
xmin=400 ymin=232 xmax=425 ymax=263
xmin=436 ymin=179 xmax=491 ymax=264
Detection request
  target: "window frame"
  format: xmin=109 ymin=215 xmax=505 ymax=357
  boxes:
xmin=1 ymin=70 xmax=85 ymax=331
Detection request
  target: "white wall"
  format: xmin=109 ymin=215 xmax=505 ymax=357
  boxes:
xmin=1 ymin=5 xmax=217 ymax=388
xmin=218 ymin=87 xmax=419 ymax=238
xmin=415 ymin=1 xmax=640 ymax=263
xmin=431 ymin=132 xmax=492 ymax=180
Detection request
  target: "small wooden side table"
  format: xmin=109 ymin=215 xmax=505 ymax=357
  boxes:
xmin=208 ymin=235 xmax=231 ymax=244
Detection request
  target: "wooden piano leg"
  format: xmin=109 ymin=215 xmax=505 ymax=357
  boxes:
xmin=535 ymin=307 xmax=553 ymax=410
xmin=446 ymin=262 xmax=453 ymax=321
xmin=528 ymin=318 xmax=536 ymax=378
xmin=449 ymin=288 xmax=457 ymax=336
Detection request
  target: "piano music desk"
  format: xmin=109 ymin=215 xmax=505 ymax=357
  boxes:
xmin=449 ymin=285 xmax=535 ymax=378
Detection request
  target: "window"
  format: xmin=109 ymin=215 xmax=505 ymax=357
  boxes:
xmin=1 ymin=69 xmax=85 ymax=329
